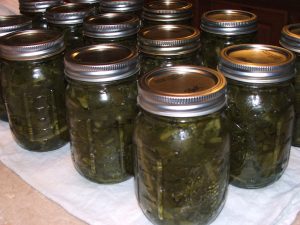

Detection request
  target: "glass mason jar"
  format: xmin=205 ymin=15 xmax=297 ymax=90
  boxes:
xmin=100 ymin=0 xmax=144 ymax=17
xmin=19 ymin=0 xmax=62 ymax=29
xmin=218 ymin=44 xmax=295 ymax=188
xmin=45 ymin=3 xmax=95 ymax=52
xmin=68 ymin=0 xmax=100 ymax=12
xmin=138 ymin=24 xmax=201 ymax=78
xmin=200 ymin=9 xmax=257 ymax=69
xmin=0 ymin=15 xmax=32 ymax=122
xmin=65 ymin=44 xmax=139 ymax=183
xmin=141 ymin=0 xmax=193 ymax=28
xmin=280 ymin=23 xmax=300 ymax=147
xmin=83 ymin=13 xmax=140 ymax=49
xmin=134 ymin=66 xmax=229 ymax=225
xmin=0 ymin=29 xmax=69 ymax=151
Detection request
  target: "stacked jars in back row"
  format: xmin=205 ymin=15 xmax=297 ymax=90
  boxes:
xmin=100 ymin=0 xmax=144 ymax=17
xmin=0 ymin=15 xmax=32 ymax=122
xmin=64 ymin=44 xmax=139 ymax=183
xmin=280 ymin=23 xmax=300 ymax=147
xmin=138 ymin=24 xmax=201 ymax=78
xmin=200 ymin=9 xmax=257 ymax=69
xmin=219 ymin=44 xmax=295 ymax=188
xmin=0 ymin=29 xmax=69 ymax=151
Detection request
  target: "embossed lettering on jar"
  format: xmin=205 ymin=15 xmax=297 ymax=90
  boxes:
xmin=0 ymin=15 xmax=32 ymax=122
xmin=0 ymin=29 xmax=69 ymax=151
xmin=200 ymin=9 xmax=257 ymax=69
xmin=280 ymin=23 xmax=300 ymax=147
xmin=65 ymin=44 xmax=139 ymax=183
xmin=134 ymin=66 xmax=229 ymax=225
xmin=19 ymin=0 xmax=62 ymax=28
xmin=45 ymin=3 xmax=95 ymax=52
xmin=141 ymin=0 xmax=193 ymax=28
xmin=218 ymin=44 xmax=295 ymax=188
xmin=83 ymin=13 xmax=140 ymax=48
xmin=138 ymin=24 xmax=201 ymax=78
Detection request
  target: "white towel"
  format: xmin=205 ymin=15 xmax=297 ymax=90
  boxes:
xmin=0 ymin=121 xmax=299 ymax=225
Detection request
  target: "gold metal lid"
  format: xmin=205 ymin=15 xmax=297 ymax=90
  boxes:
xmin=0 ymin=15 xmax=32 ymax=37
xmin=138 ymin=65 xmax=227 ymax=117
xmin=138 ymin=24 xmax=200 ymax=55
xmin=201 ymin=9 xmax=257 ymax=35
xmin=19 ymin=0 xmax=62 ymax=13
xmin=280 ymin=23 xmax=300 ymax=53
xmin=218 ymin=44 xmax=295 ymax=83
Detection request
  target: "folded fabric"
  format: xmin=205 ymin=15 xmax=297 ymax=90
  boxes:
xmin=0 ymin=121 xmax=299 ymax=225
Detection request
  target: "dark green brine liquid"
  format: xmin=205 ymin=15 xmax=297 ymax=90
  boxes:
xmin=140 ymin=52 xmax=201 ymax=78
xmin=226 ymin=81 xmax=294 ymax=188
xmin=201 ymin=31 xmax=256 ymax=69
xmin=84 ymin=35 xmax=137 ymax=49
xmin=292 ymin=54 xmax=300 ymax=146
xmin=0 ymin=62 xmax=8 ymax=121
xmin=66 ymin=77 xmax=138 ymax=183
xmin=2 ymin=54 xmax=69 ymax=151
xmin=134 ymin=110 xmax=229 ymax=225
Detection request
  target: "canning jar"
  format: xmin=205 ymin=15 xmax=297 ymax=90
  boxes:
xmin=141 ymin=0 xmax=193 ymax=28
xmin=83 ymin=13 xmax=140 ymax=49
xmin=45 ymin=3 xmax=95 ymax=52
xmin=280 ymin=23 xmax=300 ymax=147
xmin=68 ymin=0 xmax=100 ymax=11
xmin=19 ymin=0 xmax=62 ymax=28
xmin=0 ymin=29 xmax=69 ymax=151
xmin=100 ymin=0 xmax=144 ymax=17
xmin=65 ymin=44 xmax=139 ymax=183
xmin=134 ymin=66 xmax=229 ymax=225
xmin=138 ymin=24 xmax=201 ymax=78
xmin=218 ymin=44 xmax=295 ymax=188
xmin=201 ymin=9 xmax=257 ymax=69
xmin=0 ymin=15 xmax=32 ymax=122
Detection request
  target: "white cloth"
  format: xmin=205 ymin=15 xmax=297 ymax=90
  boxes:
xmin=0 ymin=121 xmax=299 ymax=225
xmin=0 ymin=1 xmax=19 ymax=15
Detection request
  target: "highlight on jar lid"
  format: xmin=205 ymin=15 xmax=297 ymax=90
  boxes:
xmin=45 ymin=3 xmax=96 ymax=25
xmin=138 ymin=65 xmax=227 ymax=117
xmin=83 ymin=13 xmax=140 ymax=38
xmin=280 ymin=23 xmax=300 ymax=53
xmin=100 ymin=0 xmax=144 ymax=13
xmin=218 ymin=44 xmax=295 ymax=83
xmin=64 ymin=44 xmax=139 ymax=82
xmin=0 ymin=15 xmax=32 ymax=37
xmin=138 ymin=24 xmax=200 ymax=55
xmin=68 ymin=0 xmax=100 ymax=3
xmin=142 ymin=0 xmax=193 ymax=22
xmin=0 ymin=29 xmax=65 ymax=61
xmin=201 ymin=9 xmax=257 ymax=35
xmin=19 ymin=0 xmax=62 ymax=13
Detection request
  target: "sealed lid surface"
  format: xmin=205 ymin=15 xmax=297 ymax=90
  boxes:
xmin=100 ymin=0 xmax=144 ymax=13
xmin=280 ymin=23 xmax=300 ymax=53
xmin=68 ymin=0 xmax=100 ymax=3
xmin=138 ymin=66 xmax=227 ymax=117
xmin=138 ymin=24 xmax=200 ymax=55
xmin=45 ymin=3 xmax=95 ymax=25
xmin=83 ymin=13 xmax=140 ymax=38
xmin=142 ymin=0 xmax=193 ymax=22
xmin=19 ymin=0 xmax=62 ymax=13
xmin=0 ymin=29 xmax=65 ymax=61
xmin=201 ymin=9 xmax=257 ymax=35
xmin=64 ymin=44 xmax=139 ymax=82
xmin=0 ymin=15 xmax=32 ymax=37
xmin=218 ymin=44 xmax=295 ymax=83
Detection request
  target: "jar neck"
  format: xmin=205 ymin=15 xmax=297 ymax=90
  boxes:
xmin=141 ymin=49 xmax=200 ymax=59
xmin=202 ymin=30 xmax=257 ymax=39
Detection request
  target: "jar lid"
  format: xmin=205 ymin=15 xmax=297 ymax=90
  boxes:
xmin=0 ymin=29 xmax=65 ymax=61
xmin=280 ymin=23 xmax=300 ymax=53
xmin=0 ymin=15 xmax=32 ymax=37
xmin=100 ymin=0 xmax=144 ymax=13
xmin=142 ymin=0 xmax=193 ymax=22
xmin=218 ymin=44 xmax=295 ymax=83
xmin=83 ymin=13 xmax=140 ymax=39
xmin=138 ymin=24 xmax=200 ymax=56
xmin=19 ymin=0 xmax=62 ymax=13
xmin=64 ymin=44 xmax=139 ymax=82
xmin=201 ymin=9 xmax=257 ymax=35
xmin=68 ymin=0 xmax=100 ymax=3
xmin=138 ymin=66 xmax=227 ymax=117
xmin=45 ymin=3 xmax=95 ymax=25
